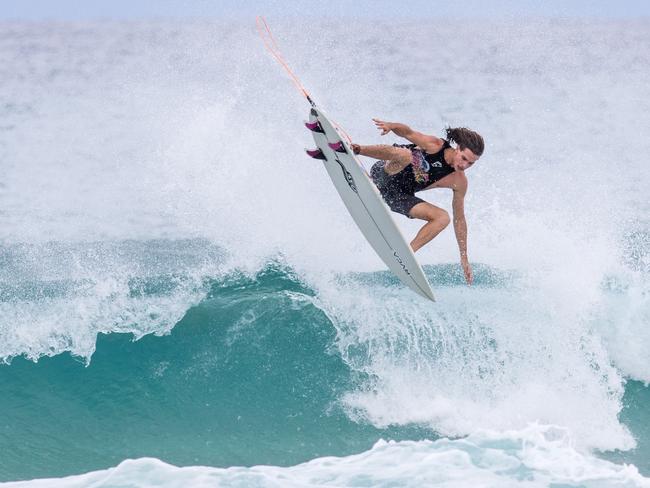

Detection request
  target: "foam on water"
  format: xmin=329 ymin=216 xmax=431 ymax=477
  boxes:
xmin=4 ymin=425 xmax=648 ymax=488
xmin=316 ymin=273 xmax=634 ymax=453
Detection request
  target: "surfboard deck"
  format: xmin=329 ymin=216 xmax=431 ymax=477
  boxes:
xmin=306 ymin=106 xmax=435 ymax=301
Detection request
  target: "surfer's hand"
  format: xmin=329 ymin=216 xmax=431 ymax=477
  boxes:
xmin=461 ymin=257 xmax=473 ymax=285
xmin=373 ymin=118 xmax=393 ymax=136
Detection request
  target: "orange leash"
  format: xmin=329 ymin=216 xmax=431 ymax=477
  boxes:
xmin=255 ymin=16 xmax=315 ymax=107
xmin=255 ymin=16 xmax=353 ymax=144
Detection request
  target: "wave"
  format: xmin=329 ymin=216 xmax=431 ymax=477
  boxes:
xmin=1 ymin=253 xmax=649 ymax=480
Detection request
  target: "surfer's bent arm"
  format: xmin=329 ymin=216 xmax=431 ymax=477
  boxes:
xmin=373 ymin=119 xmax=442 ymax=152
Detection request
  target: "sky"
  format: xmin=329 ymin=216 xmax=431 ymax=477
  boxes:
xmin=2 ymin=0 xmax=650 ymax=21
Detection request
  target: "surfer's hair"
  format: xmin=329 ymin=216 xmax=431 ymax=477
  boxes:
xmin=445 ymin=127 xmax=484 ymax=157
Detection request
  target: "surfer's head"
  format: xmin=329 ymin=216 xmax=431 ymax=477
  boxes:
xmin=445 ymin=127 xmax=484 ymax=171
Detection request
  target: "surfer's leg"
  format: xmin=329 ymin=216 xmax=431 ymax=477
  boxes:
xmin=356 ymin=144 xmax=413 ymax=175
xmin=408 ymin=202 xmax=451 ymax=252
xmin=356 ymin=145 xmax=411 ymax=164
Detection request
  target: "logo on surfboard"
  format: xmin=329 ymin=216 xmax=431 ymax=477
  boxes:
xmin=393 ymin=251 xmax=412 ymax=276
xmin=334 ymin=157 xmax=358 ymax=194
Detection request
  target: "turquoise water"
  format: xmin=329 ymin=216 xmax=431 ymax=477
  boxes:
xmin=0 ymin=265 xmax=417 ymax=479
xmin=1 ymin=18 xmax=649 ymax=487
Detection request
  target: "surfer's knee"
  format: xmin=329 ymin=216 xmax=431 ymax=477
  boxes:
xmin=408 ymin=203 xmax=449 ymax=226
xmin=433 ymin=209 xmax=450 ymax=228
xmin=424 ymin=204 xmax=451 ymax=229
xmin=392 ymin=147 xmax=413 ymax=164
xmin=427 ymin=208 xmax=451 ymax=229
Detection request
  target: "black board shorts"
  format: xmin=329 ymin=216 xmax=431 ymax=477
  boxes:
xmin=370 ymin=161 xmax=424 ymax=218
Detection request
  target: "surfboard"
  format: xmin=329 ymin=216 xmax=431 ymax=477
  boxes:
xmin=306 ymin=106 xmax=436 ymax=301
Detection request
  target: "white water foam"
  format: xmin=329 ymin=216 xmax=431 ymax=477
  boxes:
xmin=315 ymin=268 xmax=634 ymax=451
xmin=3 ymin=425 xmax=648 ymax=488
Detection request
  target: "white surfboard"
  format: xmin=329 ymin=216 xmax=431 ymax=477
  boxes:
xmin=306 ymin=106 xmax=435 ymax=301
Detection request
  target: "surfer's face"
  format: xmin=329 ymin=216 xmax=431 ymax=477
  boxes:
xmin=453 ymin=148 xmax=479 ymax=171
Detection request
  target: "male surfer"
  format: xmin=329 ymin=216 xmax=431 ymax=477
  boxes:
xmin=351 ymin=120 xmax=484 ymax=285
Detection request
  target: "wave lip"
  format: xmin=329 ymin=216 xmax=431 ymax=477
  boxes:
xmin=0 ymin=239 xmax=223 ymax=362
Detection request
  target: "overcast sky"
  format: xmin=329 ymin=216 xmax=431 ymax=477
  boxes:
xmin=2 ymin=0 xmax=650 ymax=21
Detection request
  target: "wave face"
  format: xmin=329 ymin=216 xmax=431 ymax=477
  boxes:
xmin=1 ymin=18 xmax=649 ymax=486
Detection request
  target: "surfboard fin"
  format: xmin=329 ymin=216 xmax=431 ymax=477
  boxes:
xmin=305 ymin=148 xmax=327 ymax=160
xmin=305 ymin=121 xmax=325 ymax=133
xmin=327 ymin=141 xmax=348 ymax=154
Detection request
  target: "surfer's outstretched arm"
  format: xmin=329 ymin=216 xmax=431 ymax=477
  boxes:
xmin=373 ymin=119 xmax=443 ymax=152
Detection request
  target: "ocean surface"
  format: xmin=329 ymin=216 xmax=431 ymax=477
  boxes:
xmin=0 ymin=18 xmax=649 ymax=487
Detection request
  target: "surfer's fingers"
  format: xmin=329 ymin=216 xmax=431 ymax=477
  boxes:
xmin=373 ymin=119 xmax=390 ymax=135
xmin=373 ymin=118 xmax=388 ymax=127
xmin=375 ymin=124 xmax=389 ymax=135
xmin=465 ymin=266 xmax=474 ymax=285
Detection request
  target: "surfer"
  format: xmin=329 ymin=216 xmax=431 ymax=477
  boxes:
xmin=350 ymin=120 xmax=484 ymax=285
